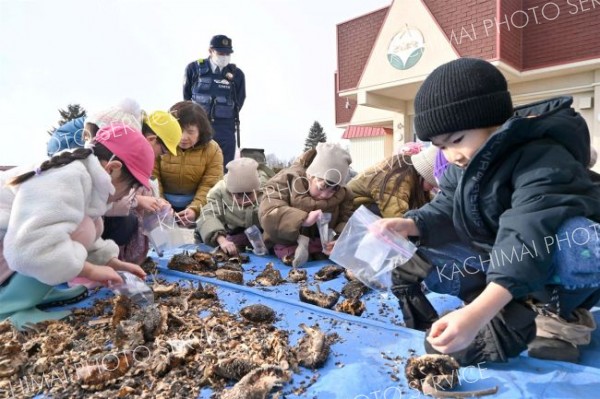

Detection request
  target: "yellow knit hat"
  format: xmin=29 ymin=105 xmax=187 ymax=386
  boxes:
xmin=144 ymin=111 xmax=182 ymax=156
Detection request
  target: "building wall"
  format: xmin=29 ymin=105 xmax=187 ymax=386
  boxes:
xmin=358 ymin=0 xmax=459 ymax=90
xmin=421 ymin=0 xmax=496 ymax=59
xmin=499 ymin=0 xmax=523 ymax=69
xmin=347 ymin=136 xmax=391 ymax=172
xmin=522 ymin=0 xmax=600 ymax=69
xmin=336 ymin=8 xmax=389 ymax=125
xmin=337 ymin=7 xmax=389 ymax=92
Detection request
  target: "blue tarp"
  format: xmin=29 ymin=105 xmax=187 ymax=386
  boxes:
xmin=47 ymin=244 xmax=600 ymax=398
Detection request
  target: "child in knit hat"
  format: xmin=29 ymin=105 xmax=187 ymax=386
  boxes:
xmin=196 ymin=158 xmax=262 ymax=255
xmin=47 ymin=98 xmax=144 ymax=157
xmin=348 ymin=144 xmax=440 ymax=218
xmin=375 ymin=57 xmax=600 ymax=365
xmin=259 ymin=142 xmax=354 ymax=267
xmin=0 ymin=123 xmax=153 ymax=329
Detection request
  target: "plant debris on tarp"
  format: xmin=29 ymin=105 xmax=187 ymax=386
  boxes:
xmin=0 ymin=280 xmax=338 ymax=399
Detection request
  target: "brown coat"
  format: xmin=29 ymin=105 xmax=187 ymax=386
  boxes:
xmin=153 ymin=140 xmax=223 ymax=215
xmin=347 ymin=156 xmax=421 ymax=218
xmin=259 ymin=150 xmax=354 ymax=246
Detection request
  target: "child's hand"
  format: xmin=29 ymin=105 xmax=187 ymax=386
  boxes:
xmin=217 ymin=236 xmax=238 ymax=256
xmin=106 ymin=258 xmax=147 ymax=280
xmin=177 ymin=208 xmax=197 ymax=227
xmin=302 ymin=210 xmax=323 ymax=227
xmin=426 ymin=306 xmax=486 ymax=354
xmin=79 ymin=263 xmax=124 ymax=286
xmin=136 ymin=195 xmax=164 ymax=213
xmin=323 ymin=241 xmax=335 ymax=255
xmin=370 ymin=217 xmax=419 ymax=238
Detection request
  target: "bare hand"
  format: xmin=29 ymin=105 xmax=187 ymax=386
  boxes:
xmin=106 ymin=258 xmax=147 ymax=280
xmin=302 ymin=210 xmax=323 ymax=227
xmin=177 ymin=208 xmax=197 ymax=227
xmin=136 ymin=195 xmax=163 ymax=213
xmin=79 ymin=263 xmax=123 ymax=286
xmin=370 ymin=217 xmax=419 ymax=239
xmin=217 ymin=236 xmax=238 ymax=256
xmin=322 ymin=241 xmax=335 ymax=255
xmin=426 ymin=306 xmax=486 ymax=354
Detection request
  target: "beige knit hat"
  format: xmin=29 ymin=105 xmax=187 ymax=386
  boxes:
xmin=306 ymin=142 xmax=352 ymax=184
xmin=411 ymin=145 xmax=438 ymax=187
xmin=225 ymin=158 xmax=261 ymax=193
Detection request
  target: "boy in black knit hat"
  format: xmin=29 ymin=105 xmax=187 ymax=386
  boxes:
xmin=375 ymin=57 xmax=600 ymax=365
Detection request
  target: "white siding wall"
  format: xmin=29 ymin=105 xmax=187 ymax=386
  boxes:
xmin=348 ymin=136 xmax=387 ymax=173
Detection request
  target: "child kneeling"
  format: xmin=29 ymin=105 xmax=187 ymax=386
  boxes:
xmin=259 ymin=143 xmax=354 ymax=267
xmin=196 ymin=158 xmax=263 ymax=256
xmin=377 ymin=58 xmax=600 ymax=365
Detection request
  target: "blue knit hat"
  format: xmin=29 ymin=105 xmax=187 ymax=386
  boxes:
xmin=47 ymin=116 xmax=87 ymax=156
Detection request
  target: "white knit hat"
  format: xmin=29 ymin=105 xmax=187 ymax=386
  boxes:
xmin=306 ymin=142 xmax=352 ymax=185
xmin=411 ymin=145 xmax=438 ymax=187
xmin=86 ymin=98 xmax=143 ymax=131
xmin=226 ymin=158 xmax=261 ymax=193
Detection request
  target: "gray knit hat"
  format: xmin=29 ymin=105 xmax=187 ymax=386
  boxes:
xmin=414 ymin=58 xmax=513 ymax=140
xmin=306 ymin=143 xmax=352 ymax=185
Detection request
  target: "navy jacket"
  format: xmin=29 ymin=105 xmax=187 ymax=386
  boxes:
xmin=183 ymin=59 xmax=246 ymax=116
xmin=406 ymin=97 xmax=600 ymax=299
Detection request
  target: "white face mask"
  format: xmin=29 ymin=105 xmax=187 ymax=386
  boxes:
xmin=212 ymin=54 xmax=231 ymax=69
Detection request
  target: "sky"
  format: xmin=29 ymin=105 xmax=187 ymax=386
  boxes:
xmin=0 ymin=0 xmax=391 ymax=166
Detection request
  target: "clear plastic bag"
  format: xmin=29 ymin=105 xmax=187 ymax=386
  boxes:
xmin=244 ymin=225 xmax=268 ymax=255
xmin=317 ymin=212 xmax=333 ymax=252
xmin=142 ymin=207 xmax=187 ymax=256
xmin=110 ymin=271 xmax=154 ymax=306
xmin=329 ymin=205 xmax=417 ymax=290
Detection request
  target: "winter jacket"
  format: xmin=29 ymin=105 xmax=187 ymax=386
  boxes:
xmin=259 ymin=149 xmax=354 ymax=246
xmin=196 ymin=180 xmax=261 ymax=246
xmin=0 ymin=156 xmax=119 ymax=285
xmin=153 ymin=140 xmax=223 ymax=215
xmin=348 ymin=157 xmax=430 ymax=218
xmin=405 ymin=97 xmax=600 ymax=299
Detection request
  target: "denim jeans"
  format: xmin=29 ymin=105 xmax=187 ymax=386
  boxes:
xmin=419 ymin=217 xmax=600 ymax=318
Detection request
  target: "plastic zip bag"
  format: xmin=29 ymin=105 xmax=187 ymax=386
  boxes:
xmin=142 ymin=207 xmax=187 ymax=256
xmin=109 ymin=271 xmax=154 ymax=306
xmin=329 ymin=206 xmax=417 ymax=290
xmin=317 ymin=212 xmax=333 ymax=252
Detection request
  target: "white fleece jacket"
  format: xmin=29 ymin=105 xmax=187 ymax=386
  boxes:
xmin=0 ymin=156 xmax=119 ymax=285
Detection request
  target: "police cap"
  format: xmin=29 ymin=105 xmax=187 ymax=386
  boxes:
xmin=210 ymin=34 xmax=233 ymax=54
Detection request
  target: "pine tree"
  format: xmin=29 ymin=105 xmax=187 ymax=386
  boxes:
xmin=303 ymin=121 xmax=327 ymax=151
xmin=47 ymin=104 xmax=86 ymax=135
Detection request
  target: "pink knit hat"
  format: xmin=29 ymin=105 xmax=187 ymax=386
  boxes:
xmin=94 ymin=123 xmax=154 ymax=189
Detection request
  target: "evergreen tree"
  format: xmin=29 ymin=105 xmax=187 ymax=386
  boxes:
xmin=47 ymin=104 xmax=86 ymax=135
xmin=303 ymin=121 xmax=327 ymax=151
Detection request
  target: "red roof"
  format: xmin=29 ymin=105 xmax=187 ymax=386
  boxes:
xmin=342 ymin=126 xmax=392 ymax=139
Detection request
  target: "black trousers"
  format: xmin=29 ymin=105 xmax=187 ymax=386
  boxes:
xmin=102 ymin=214 xmax=138 ymax=246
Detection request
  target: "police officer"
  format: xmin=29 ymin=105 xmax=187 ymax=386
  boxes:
xmin=183 ymin=34 xmax=246 ymax=168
